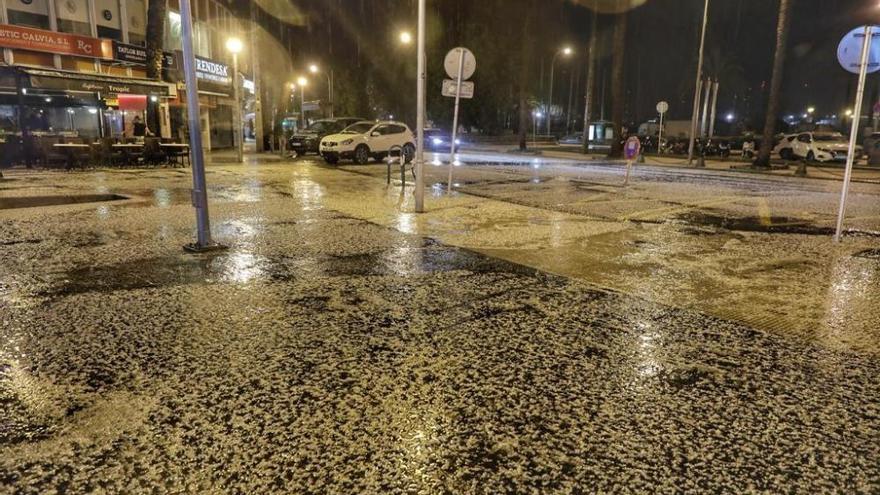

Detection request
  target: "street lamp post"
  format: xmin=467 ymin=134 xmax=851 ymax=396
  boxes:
xmin=297 ymin=76 xmax=308 ymax=128
xmin=547 ymin=47 xmax=572 ymax=136
xmin=688 ymin=0 xmax=710 ymax=165
xmin=226 ymin=37 xmax=244 ymax=163
xmin=309 ymin=64 xmax=334 ymax=118
xmin=414 ymin=1 xmax=426 ymax=213
xmin=180 ymin=0 xmax=222 ymax=252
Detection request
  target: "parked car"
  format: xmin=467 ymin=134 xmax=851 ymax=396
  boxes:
xmin=424 ymin=128 xmax=460 ymax=152
xmin=320 ymin=120 xmax=416 ymax=165
xmin=558 ymin=133 xmax=584 ymax=146
xmin=773 ymin=134 xmax=797 ymax=159
xmin=790 ymin=132 xmax=859 ymax=162
xmin=863 ymin=132 xmax=880 ymax=154
xmin=287 ymin=117 xmax=363 ymax=156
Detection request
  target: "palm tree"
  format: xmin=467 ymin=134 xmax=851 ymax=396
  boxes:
xmin=582 ymin=10 xmax=599 ymax=154
xmin=608 ymin=4 xmax=627 ymax=158
xmin=517 ymin=0 xmax=538 ymax=150
xmin=145 ymin=0 xmax=166 ymax=80
xmin=755 ymin=0 xmax=794 ymax=168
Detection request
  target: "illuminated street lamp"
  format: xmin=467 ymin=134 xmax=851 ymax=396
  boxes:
xmin=807 ymin=106 xmax=816 ymax=114
xmin=399 ymin=31 xmax=413 ymax=45
xmin=226 ymin=37 xmax=244 ymax=163
xmin=308 ymin=64 xmax=334 ymax=118
xmin=547 ymin=46 xmax=574 ymax=135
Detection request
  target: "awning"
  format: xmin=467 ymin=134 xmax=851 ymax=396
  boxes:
xmin=0 ymin=66 xmax=176 ymax=98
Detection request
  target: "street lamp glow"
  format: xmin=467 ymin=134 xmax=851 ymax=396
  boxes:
xmin=297 ymin=76 xmax=308 ymax=87
xmin=845 ymin=109 xmax=854 ymax=117
xmin=225 ymin=37 xmax=243 ymax=54
xmin=308 ymin=64 xmax=319 ymax=74
xmin=289 ymin=82 xmax=296 ymax=91
xmin=725 ymin=113 xmax=734 ymax=122
xmin=562 ymin=47 xmax=573 ymax=56
xmin=807 ymin=106 xmax=815 ymax=114
xmin=399 ymin=31 xmax=413 ymax=44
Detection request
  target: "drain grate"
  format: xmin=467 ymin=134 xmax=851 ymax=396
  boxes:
xmin=0 ymin=194 xmax=128 ymax=210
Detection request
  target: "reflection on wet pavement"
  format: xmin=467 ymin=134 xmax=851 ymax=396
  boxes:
xmin=1 ymin=160 xmax=880 ymax=492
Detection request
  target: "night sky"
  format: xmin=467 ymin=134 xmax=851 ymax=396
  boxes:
xmin=617 ymin=0 xmax=878 ymax=123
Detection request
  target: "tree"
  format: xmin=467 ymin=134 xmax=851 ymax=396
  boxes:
xmin=145 ymin=0 xmax=166 ymax=80
xmin=755 ymin=0 xmax=793 ymax=168
xmin=582 ymin=10 xmax=599 ymax=154
xmin=517 ymin=0 xmax=538 ymax=150
xmin=608 ymin=5 xmax=627 ymax=158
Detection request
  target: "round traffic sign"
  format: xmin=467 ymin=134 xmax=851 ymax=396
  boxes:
xmin=444 ymin=47 xmax=477 ymax=80
xmin=624 ymin=136 xmax=641 ymax=161
xmin=656 ymin=101 xmax=669 ymax=114
xmin=837 ymin=26 xmax=880 ymax=75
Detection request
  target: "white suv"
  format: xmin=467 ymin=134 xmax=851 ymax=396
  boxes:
xmin=790 ymin=132 xmax=858 ymax=162
xmin=320 ymin=121 xmax=416 ymax=165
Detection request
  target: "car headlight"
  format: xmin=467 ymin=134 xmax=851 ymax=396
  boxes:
xmin=341 ymin=139 xmax=354 ymax=145
xmin=432 ymin=138 xmax=443 ymax=145
xmin=454 ymin=139 xmax=461 ymax=145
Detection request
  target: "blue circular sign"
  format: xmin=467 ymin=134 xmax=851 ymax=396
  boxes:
xmin=837 ymin=26 xmax=880 ymax=75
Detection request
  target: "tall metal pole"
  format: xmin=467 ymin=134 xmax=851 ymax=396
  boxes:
xmin=448 ymin=48 xmax=465 ymax=193
xmin=658 ymin=110 xmax=665 ymax=154
xmin=700 ymin=78 xmax=712 ymax=137
xmin=546 ymin=52 xmax=559 ymax=136
xmin=232 ymin=52 xmax=244 ymax=163
xmin=301 ymin=86 xmax=306 ymax=128
xmin=835 ymin=25 xmax=874 ymax=243
xmin=708 ymin=80 xmax=720 ymax=138
xmin=249 ymin=2 xmax=264 ymax=152
xmin=414 ymin=0 xmax=426 ymax=213
xmin=180 ymin=0 xmax=219 ymax=251
xmin=688 ymin=0 xmax=710 ymax=165
xmin=329 ymin=70 xmax=334 ymax=118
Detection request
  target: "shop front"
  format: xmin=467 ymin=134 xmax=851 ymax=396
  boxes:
xmin=165 ymin=53 xmax=235 ymax=151
xmin=0 ymin=65 xmax=175 ymax=139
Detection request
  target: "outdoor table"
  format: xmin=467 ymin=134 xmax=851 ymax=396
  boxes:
xmin=53 ymin=143 xmax=90 ymax=170
xmin=112 ymin=143 xmax=144 ymax=166
xmin=160 ymin=143 xmax=190 ymax=167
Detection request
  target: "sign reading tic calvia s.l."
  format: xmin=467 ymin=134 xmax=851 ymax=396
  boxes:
xmin=0 ymin=23 xmax=111 ymax=59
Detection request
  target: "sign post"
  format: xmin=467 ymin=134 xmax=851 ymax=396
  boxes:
xmin=443 ymin=47 xmax=476 ymax=193
xmin=180 ymin=0 xmax=223 ymax=253
xmin=656 ymin=101 xmax=669 ymax=154
xmin=414 ymin=0 xmax=426 ymax=213
xmin=835 ymin=25 xmax=880 ymax=242
xmin=623 ymin=136 xmax=641 ymax=186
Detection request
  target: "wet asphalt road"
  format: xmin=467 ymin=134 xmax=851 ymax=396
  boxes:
xmin=1 ymin=154 xmax=879 ymax=493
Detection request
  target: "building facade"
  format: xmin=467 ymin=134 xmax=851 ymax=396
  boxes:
xmin=0 ymin=0 xmax=242 ymax=149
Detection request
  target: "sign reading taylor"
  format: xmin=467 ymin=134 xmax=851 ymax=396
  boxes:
xmin=0 ymin=23 xmax=110 ymax=59
xmin=112 ymin=41 xmax=175 ymax=67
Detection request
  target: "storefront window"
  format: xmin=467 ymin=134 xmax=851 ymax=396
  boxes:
xmin=194 ymin=21 xmax=211 ymax=58
xmin=126 ymin=0 xmax=146 ymax=45
xmin=55 ymin=0 xmax=91 ymax=36
xmin=165 ymin=11 xmax=182 ymax=52
xmin=0 ymin=106 xmax=19 ymax=134
xmin=7 ymin=0 xmax=51 ymax=30
xmin=95 ymin=0 xmax=122 ymax=40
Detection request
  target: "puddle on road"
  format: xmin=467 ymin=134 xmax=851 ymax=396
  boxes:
xmin=0 ymin=194 xmax=128 ymax=210
xmin=43 ymin=242 xmax=534 ymax=296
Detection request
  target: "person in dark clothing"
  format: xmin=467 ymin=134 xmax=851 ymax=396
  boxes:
xmin=133 ymin=116 xmax=148 ymax=137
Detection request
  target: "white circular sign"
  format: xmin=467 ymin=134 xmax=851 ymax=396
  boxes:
xmin=837 ymin=26 xmax=880 ymax=75
xmin=444 ymin=47 xmax=477 ymax=81
xmin=656 ymin=101 xmax=669 ymax=114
